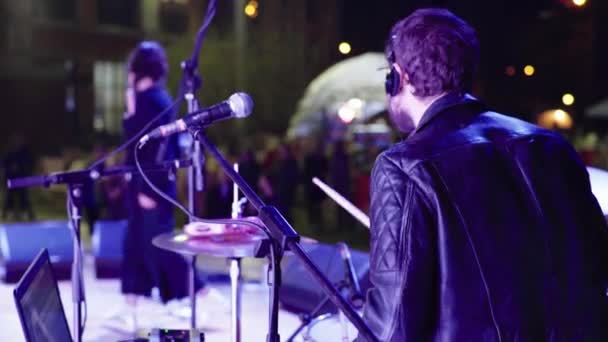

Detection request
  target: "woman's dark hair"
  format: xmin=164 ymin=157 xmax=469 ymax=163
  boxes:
xmin=127 ymin=41 xmax=168 ymax=82
xmin=385 ymin=8 xmax=479 ymax=97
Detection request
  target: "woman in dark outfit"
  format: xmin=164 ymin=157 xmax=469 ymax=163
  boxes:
xmin=106 ymin=41 xmax=227 ymax=334
xmin=114 ymin=41 xmax=198 ymax=331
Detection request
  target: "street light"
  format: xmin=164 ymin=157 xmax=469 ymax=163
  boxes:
xmin=338 ymin=42 xmax=352 ymax=55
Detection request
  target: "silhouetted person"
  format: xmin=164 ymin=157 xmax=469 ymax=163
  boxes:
xmin=303 ymin=143 xmax=328 ymax=230
xmin=83 ymin=144 xmax=106 ymax=234
xmin=2 ymin=134 xmax=35 ymax=221
xmin=205 ymin=169 xmax=232 ymax=219
xmin=238 ymin=149 xmax=260 ymax=215
xmin=274 ymin=144 xmax=299 ymax=221
xmin=329 ymin=140 xmax=351 ymax=230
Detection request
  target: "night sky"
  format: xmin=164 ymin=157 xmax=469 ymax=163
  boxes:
xmin=340 ymin=0 xmax=602 ymax=124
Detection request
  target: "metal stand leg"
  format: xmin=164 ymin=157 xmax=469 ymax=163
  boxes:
xmin=68 ymin=185 xmax=84 ymax=342
xmin=229 ymin=258 xmax=242 ymax=342
xmin=190 ymin=256 xmax=197 ymax=329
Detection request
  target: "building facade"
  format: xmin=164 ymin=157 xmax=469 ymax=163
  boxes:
xmin=0 ymin=0 xmax=205 ymax=153
xmin=0 ymin=0 xmax=343 ymax=154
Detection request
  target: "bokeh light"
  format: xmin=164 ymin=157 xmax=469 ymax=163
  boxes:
xmin=562 ymin=93 xmax=575 ymax=106
xmin=338 ymin=42 xmax=352 ymax=55
xmin=538 ymin=109 xmax=573 ymax=130
xmin=505 ymin=65 xmax=516 ymax=77
xmin=244 ymin=1 xmax=258 ymax=18
xmin=338 ymin=106 xmax=356 ymax=124
xmin=523 ymin=65 xmax=535 ymax=76
xmin=572 ymin=0 xmax=586 ymax=7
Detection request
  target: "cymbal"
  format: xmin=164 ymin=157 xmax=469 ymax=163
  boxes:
xmin=153 ymin=216 xmax=319 ymax=258
xmin=183 ymin=217 xmax=319 ymax=244
xmin=153 ymin=231 xmax=266 ymax=258
xmin=183 ymin=216 xmax=263 ymax=238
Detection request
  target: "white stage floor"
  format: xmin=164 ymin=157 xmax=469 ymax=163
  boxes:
xmin=0 ymin=255 xmax=359 ymax=341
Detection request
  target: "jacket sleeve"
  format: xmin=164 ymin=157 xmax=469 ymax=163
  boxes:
xmin=356 ymin=153 xmax=437 ymax=341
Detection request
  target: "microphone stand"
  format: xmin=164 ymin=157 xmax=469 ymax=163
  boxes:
xmin=180 ymin=45 xmax=205 ymax=219
xmin=7 ymin=159 xmax=192 ymax=342
xmin=180 ymin=19 xmax=206 ymax=334
xmin=192 ymin=130 xmax=378 ymax=342
xmin=177 ymin=0 xmax=218 ymax=329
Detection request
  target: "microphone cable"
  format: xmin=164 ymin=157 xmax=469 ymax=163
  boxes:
xmin=134 ymin=143 xmax=270 ymax=235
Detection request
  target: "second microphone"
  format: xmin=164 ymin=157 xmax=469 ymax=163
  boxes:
xmin=139 ymin=92 xmax=253 ymax=145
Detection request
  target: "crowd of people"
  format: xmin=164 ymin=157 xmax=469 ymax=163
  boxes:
xmin=78 ymin=137 xmax=381 ymax=235
xmin=200 ymin=139 xmax=380 ymax=227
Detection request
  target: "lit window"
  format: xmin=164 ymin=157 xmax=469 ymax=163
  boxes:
xmin=93 ymin=61 xmax=126 ymax=134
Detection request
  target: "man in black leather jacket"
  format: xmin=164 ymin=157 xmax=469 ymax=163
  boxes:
xmin=356 ymin=8 xmax=608 ymax=341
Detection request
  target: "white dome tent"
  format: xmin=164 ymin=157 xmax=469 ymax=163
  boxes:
xmin=287 ymin=52 xmax=390 ymax=139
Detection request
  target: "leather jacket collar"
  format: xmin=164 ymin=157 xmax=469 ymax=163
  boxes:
xmin=409 ymin=91 xmax=483 ymax=138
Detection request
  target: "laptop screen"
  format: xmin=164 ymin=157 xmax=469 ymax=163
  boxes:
xmin=13 ymin=249 xmax=72 ymax=342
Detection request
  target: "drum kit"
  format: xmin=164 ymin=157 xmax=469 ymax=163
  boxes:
xmin=151 ymin=169 xmax=364 ymax=342
xmin=153 ymin=218 xmax=265 ymax=342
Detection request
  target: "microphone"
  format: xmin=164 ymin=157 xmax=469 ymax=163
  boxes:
xmin=337 ymin=242 xmax=364 ymax=309
xmin=139 ymin=92 xmax=253 ymax=145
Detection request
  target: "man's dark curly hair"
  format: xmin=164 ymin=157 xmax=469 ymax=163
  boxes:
xmin=385 ymin=8 xmax=479 ymax=97
xmin=127 ymin=41 xmax=168 ymax=82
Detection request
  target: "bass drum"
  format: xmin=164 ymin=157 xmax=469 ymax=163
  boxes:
xmin=299 ymin=313 xmax=359 ymax=342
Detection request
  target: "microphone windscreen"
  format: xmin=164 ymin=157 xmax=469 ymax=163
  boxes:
xmin=228 ymin=92 xmax=253 ymax=118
